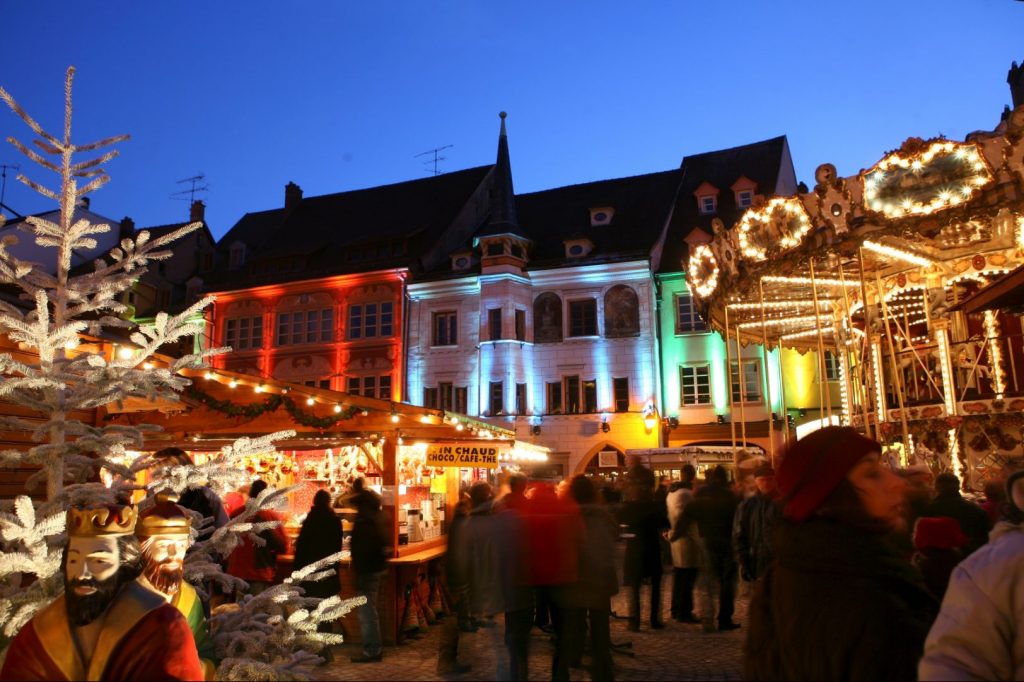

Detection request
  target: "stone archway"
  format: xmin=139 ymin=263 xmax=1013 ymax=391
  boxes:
xmin=574 ymin=440 xmax=628 ymax=474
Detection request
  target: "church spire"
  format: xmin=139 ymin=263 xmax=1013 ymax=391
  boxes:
xmin=486 ymin=111 xmax=521 ymax=234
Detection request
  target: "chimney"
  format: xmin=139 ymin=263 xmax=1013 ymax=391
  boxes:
xmin=1009 ymin=60 xmax=1024 ymax=110
xmin=285 ymin=181 xmax=303 ymax=210
xmin=190 ymin=199 xmax=206 ymax=223
xmin=76 ymin=196 xmax=90 ymax=210
xmin=120 ymin=216 xmax=135 ymax=239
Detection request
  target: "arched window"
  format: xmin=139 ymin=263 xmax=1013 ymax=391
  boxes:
xmin=533 ymin=292 xmax=563 ymax=343
xmin=604 ymin=285 xmax=639 ymax=337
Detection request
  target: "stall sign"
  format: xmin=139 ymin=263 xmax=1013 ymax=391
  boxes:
xmin=425 ymin=443 xmax=506 ymax=468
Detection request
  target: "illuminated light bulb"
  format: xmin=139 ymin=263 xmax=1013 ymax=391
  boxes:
xmin=420 ymin=415 xmax=431 ymax=424
xmin=334 ymin=404 xmax=342 ymax=413
xmin=391 ymin=412 xmax=400 ymax=423
xmin=306 ymin=397 xmax=315 ymax=406
xmin=397 ymin=435 xmax=404 ymax=445
xmin=64 ymin=340 xmax=79 ymax=351
xmin=228 ymin=379 xmax=238 ymax=389
xmin=142 ymin=362 xmax=154 ymax=370
xmin=204 ymin=371 xmax=214 ymax=380
xmin=255 ymin=383 xmax=264 ymax=393
xmin=450 ymin=416 xmax=459 ymax=424
xmin=456 ymin=423 xmax=464 ymax=431
xmin=118 ymin=347 xmax=134 ymax=360
xmin=281 ymin=387 xmax=289 ymax=394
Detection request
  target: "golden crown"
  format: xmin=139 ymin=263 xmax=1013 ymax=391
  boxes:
xmin=67 ymin=505 xmax=138 ymax=538
xmin=136 ymin=492 xmax=192 ymax=538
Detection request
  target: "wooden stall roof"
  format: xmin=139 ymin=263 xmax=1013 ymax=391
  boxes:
xmin=103 ymin=366 xmax=513 ymax=451
xmin=953 ymin=262 xmax=1024 ymax=315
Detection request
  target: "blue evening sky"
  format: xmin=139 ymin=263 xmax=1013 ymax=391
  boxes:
xmin=1 ymin=2 xmax=1022 ymax=240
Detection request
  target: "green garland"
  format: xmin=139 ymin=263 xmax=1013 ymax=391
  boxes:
xmin=184 ymin=384 xmax=357 ymax=430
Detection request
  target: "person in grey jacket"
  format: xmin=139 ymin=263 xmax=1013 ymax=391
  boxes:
xmin=919 ymin=470 xmax=1024 ymax=681
xmin=667 ymin=464 xmax=701 ymax=623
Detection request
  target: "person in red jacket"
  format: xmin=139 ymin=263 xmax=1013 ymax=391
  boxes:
xmin=226 ymin=480 xmax=289 ymax=596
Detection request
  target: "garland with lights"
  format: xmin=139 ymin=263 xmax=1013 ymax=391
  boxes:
xmin=184 ymin=384 xmax=358 ymax=429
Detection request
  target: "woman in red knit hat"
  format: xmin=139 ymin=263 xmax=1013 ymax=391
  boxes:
xmin=744 ymin=426 xmax=938 ymax=681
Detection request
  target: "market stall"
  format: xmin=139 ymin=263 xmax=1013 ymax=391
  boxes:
xmin=685 ymin=106 xmax=1024 ymax=488
xmin=105 ymin=366 xmax=547 ymax=643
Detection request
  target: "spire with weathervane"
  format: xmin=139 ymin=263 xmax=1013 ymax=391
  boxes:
xmin=476 ymin=112 xmax=530 ymax=270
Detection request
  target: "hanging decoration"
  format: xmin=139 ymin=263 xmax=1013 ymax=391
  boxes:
xmin=185 ymin=384 xmax=357 ymax=429
xmin=736 ymin=197 xmax=812 ymax=261
xmin=688 ymin=244 xmax=719 ymax=297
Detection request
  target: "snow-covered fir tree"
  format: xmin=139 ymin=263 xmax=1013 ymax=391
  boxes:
xmin=0 ymin=68 xmax=360 ymax=679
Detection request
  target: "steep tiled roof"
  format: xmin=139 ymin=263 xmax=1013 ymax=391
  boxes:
xmin=208 ymin=165 xmax=492 ymax=290
xmin=660 ymin=135 xmax=792 ymax=275
xmin=514 ymin=169 xmax=683 ymax=269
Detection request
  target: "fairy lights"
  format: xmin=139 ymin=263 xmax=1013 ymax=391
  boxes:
xmin=871 ymin=341 xmax=886 ymax=421
xmin=863 ymin=141 xmax=992 ymax=218
xmin=737 ymin=313 xmax=834 ymax=330
xmin=838 ymin=351 xmax=851 ymax=425
xmin=1017 ymin=216 xmax=1024 ymax=249
xmin=760 ymin=275 xmax=860 ymax=288
xmin=949 ymin=428 xmax=962 ymax=481
xmin=727 ymin=299 xmax=834 ymax=311
xmin=935 ymin=329 xmax=957 ymax=415
xmin=862 ymin=240 xmax=934 ymax=268
xmin=736 ymin=197 xmax=812 ymax=260
xmin=688 ymin=244 xmax=719 ymax=298
xmin=983 ymin=310 xmax=1006 ymax=396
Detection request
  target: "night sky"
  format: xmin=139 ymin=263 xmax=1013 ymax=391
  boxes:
xmin=2 ymin=2 xmax=1022 ymax=239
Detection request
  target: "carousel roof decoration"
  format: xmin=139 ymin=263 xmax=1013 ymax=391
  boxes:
xmin=736 ymin=196 xmax=813 ymax=261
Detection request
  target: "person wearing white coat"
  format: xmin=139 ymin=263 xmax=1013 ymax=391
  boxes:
xmin=666 ymin=464 xmax=701 ymax=623
xmin=919 ymin=470 xmax=1024 ymax=681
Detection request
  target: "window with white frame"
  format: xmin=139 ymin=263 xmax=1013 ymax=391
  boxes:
xmin=737 ymin=189 xmax=754 ymax=208
xmin=824 ymin=351 xmax=841 ymax=381
xmin=276 ymin=309 xmax=332 ymax=346
xmin=699 ymin=195 xmax=717 ymax=215
xmin=347 ymin=301 xmax=394 ymax=339
xmin=730 ymin=360 xmax=762 ymax=403
xmin=225 ymin=315 xmax=264 ymax=350
xmin=675 ymin=293 xmax=707 ymax=334
xmin=680 ymin=365 xmax=712 ymax=406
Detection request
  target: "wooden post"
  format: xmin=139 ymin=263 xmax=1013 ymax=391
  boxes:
xmin=876 ymin=272 xmax=913 ymax=462
xmin=809 ymin=260 xmax=833 ymax=424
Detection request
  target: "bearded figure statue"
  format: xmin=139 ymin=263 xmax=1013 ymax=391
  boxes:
xmin=136 ymin=492 xmax=218 ymax=679
xmin=0 ymin=504 xmax=203 ymax=681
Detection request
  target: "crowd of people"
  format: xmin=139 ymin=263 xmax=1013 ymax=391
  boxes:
xmin=148 ymin=436 xmax=1024 ymax=681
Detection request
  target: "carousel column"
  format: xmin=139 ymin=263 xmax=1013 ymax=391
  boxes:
xmin=934 ymin=320 xmax=965 ymax=483
xmin=870 ymin=335 xmax=887 ymax=431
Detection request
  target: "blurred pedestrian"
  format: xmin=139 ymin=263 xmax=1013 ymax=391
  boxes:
xmin=980 ymin=478 xmax=1006 ymax=525
xmin=745 ymin=427 xmax=937 ymax=681
xmin=901 ymin=464 xmax=934 ymax=530
xmin=293 ymin=489 xmax=342 ymax=661
xmin=621 ymin=470 xmax=668 ymax=631
xmin=226 ymin=480 xmax=288 ymax=596
xmin=922 ymin=472 xmax=990 ymax=554
xmin=666 ymin=464 xmax=700 ymax=624
xmin=349 ymin=483 xmax=391 ymax=663
xmin=683 ymin=465 xmax=740 ymax=632
xmin=911 ymin=516 xmax=967 ymax=601
xmin=919 ymin=470 xmax=1024 ymax=680
xmin=437 ymin=497 xmax=474 ymax=673
xmin=733 ymin=465 xmax=780 ymax=584
xmin=559 ymin=475 xmax=618 ymax=681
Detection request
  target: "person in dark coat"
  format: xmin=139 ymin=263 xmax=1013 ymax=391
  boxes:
xmin=349 ymin=482 xmax=391 ymax=663
xmin=922 ymin=472 xmax=991 ymax=554
xmin=293 ymin=489 xmax=343 ymax=599
xmin=559 ymin=475 xmax=618 ymax=681
xmin=436 ymin=498 xmax=473 ymax=675
xmin=620 ymin=475 xmax=669 ymax=631
xmin=153 ymin=448 xmax=229 ymax=532
xmin=683 ymin=465 xmax=740 ymax=631
xmin=733 ymin=465 xmax=780 ymax=583
xmin=745 ymin=427 xmax=938 ymax=681
xmin=911 ymin=516 xmax=968 ymax=601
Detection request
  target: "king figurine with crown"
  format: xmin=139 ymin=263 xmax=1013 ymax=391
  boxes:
xmin=0 ymin=504 xmax=204 ymax=681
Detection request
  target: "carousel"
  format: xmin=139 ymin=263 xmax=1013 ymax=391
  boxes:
xmin=686 ymin=105 xmax=1024 ymax=489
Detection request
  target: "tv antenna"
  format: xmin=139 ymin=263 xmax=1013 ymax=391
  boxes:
xmin=0 ymin=163 xmax=20 ymax=214
xmin=170 ymin=173 xmax=209 ymax=203
xmin=415 ymin=145 xmax=453 ymax=176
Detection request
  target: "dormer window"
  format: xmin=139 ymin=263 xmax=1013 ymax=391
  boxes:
xmin=564 ymin=237 xmax=594 ymax=259
xmin=589 ymin=206 xmax=615 ymax=226
xmin=693 ymin=181 xmax=720 ymax=216
xmin=509 ymin=243 xmax=524 ymax=259
xmin=451 ymin=249 xmax=473 ymax=271
xmin=486 ymin=242 xmax=504 ymax=257
xmin=731 ymin=176 xmax=757 ymax=209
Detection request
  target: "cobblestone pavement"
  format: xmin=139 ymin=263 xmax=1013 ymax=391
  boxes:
xmin=318 ymin=578 xmax=747 ymax=681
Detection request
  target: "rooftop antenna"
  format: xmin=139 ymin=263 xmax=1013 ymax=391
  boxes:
xmin=0 ymin=163 xmax=20 ymax=214
xmin=415 ymin=145 xmax=453 ymax=176
xmin=170 ymin=173 xmax=209 ymax=203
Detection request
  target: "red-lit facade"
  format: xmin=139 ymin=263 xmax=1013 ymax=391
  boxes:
xmin=208 ymin=269 xmax=408 ymax=402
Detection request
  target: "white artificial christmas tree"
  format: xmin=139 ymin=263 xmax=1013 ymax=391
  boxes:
xmin=0 ymin=68 xmax=360 ymax=680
